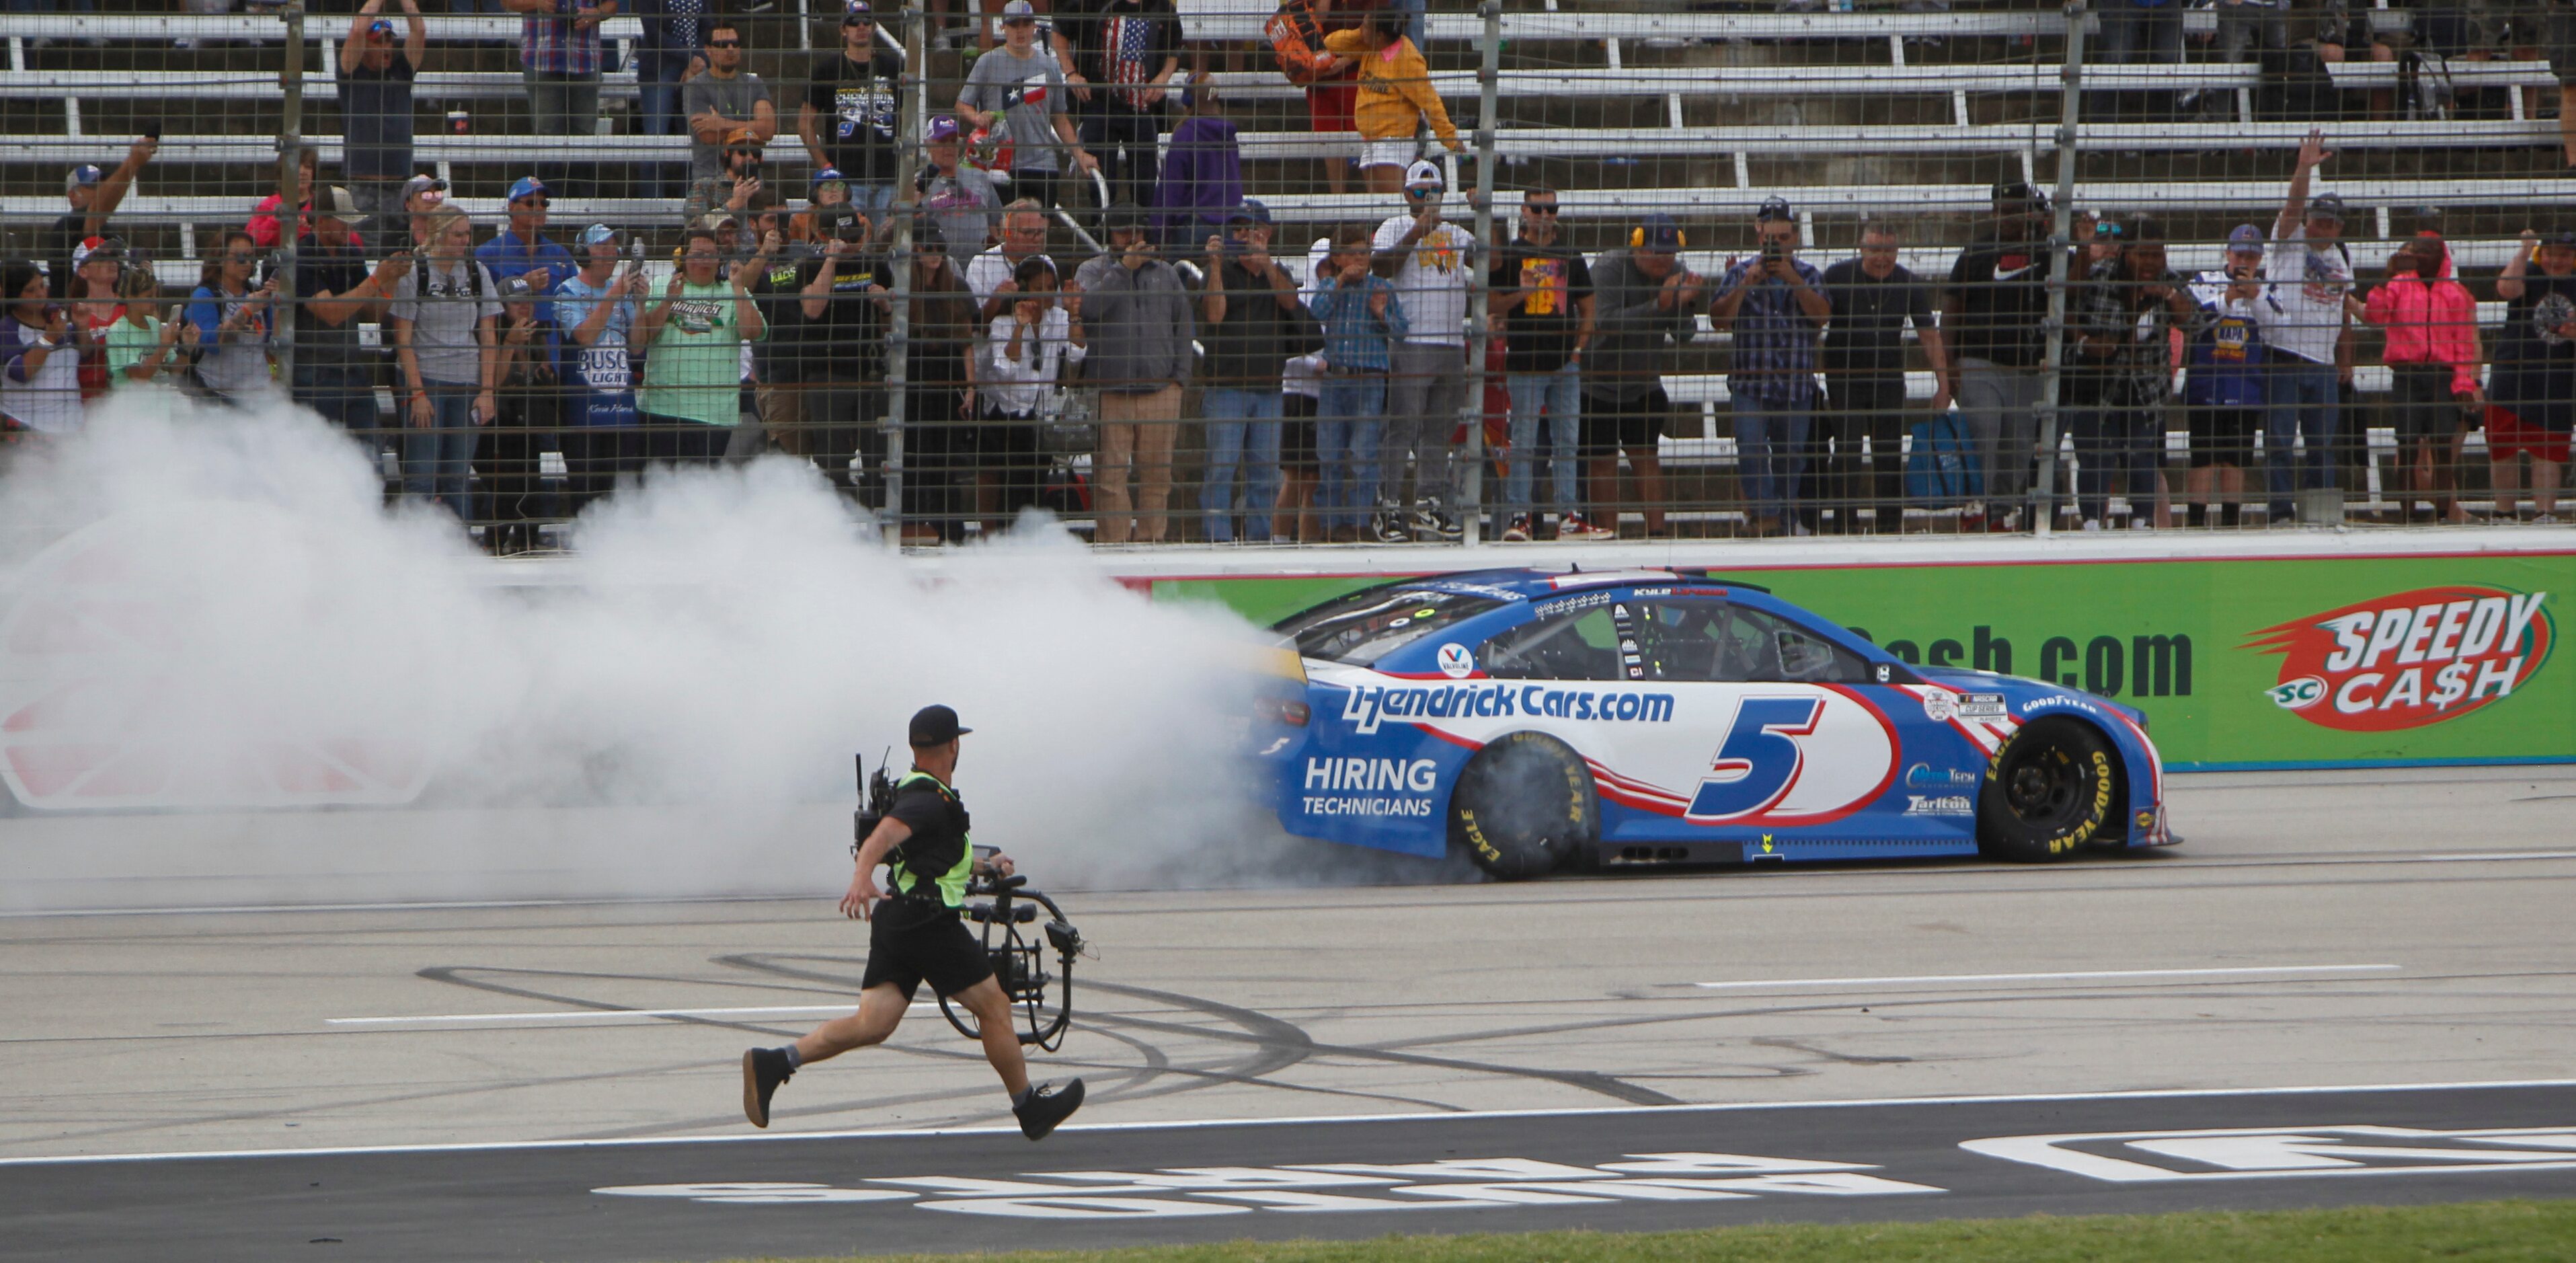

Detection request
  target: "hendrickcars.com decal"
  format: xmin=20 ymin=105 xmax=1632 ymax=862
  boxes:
xmin=2244 ymin=587 xmax=2552 ymax=732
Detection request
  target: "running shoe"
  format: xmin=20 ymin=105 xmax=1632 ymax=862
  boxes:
xmin=1411 ymin=502 xmax=1464 ymax=542
xmin=1014 ymin=1078 xmax=1086 ymax=1140
xmin=742 ymin=1047 xmax=793 ymax=1128
xmin=1557 ymin=512 xmax=1614 ymax=541
xmin=1501 ymin=515 xmax=1532 ymax=542
xmin=1368 ymin=502 xmax=1411 ymax=545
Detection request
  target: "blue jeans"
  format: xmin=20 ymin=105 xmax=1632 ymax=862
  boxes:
xmin=635 ymin=48 xmax=693 ymax=198
xmin=2073 ymin=406 xmax=2160 ymax=524
xmin=1504 ymin=366 xmax=1582 ymax=523
xmin=1731 ymin=395 xmax=1811 ymax=527
xmin=1317 ymin=376 xmax=1386 ymax=531
xmin=846 ymin=182 xmax=898 ymax=215
xmin=404 ymin=385 xmax=481 ymax=522
xmin=1199 ymin=387 xmax=1282 ymax=543
xmin=2264 ymin=353 xmax=2340 ymax=515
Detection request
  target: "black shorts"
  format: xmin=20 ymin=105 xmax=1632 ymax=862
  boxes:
xmin=859 ymin=901 xmax=993 ymax=999
xmin=1582 ymin=385 xmax=1671 ymax=459
xmin=2187 ymin=405 xmax=2260 ymax=468
xmin=1282 ymin=391 xmax=1317 ymax=472
xmin=2389 ymin=363 xmax=2466 ymax=446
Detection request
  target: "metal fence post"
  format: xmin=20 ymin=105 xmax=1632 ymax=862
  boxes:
xmin=2032 ymin=0 xmax=2089 ymax=539
xmin=1460 ymin=0 xmax=1500 ymax=547
xmin=881 ymin=1 xmax=926 ymax=545
xmin=274 ymin=1 xmax=305 ymax=386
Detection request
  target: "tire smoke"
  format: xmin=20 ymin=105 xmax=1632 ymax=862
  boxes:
xmin=0 ymin=389 xmax=1276 ymax=911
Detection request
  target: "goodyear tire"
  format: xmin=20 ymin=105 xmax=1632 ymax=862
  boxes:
xmin=1448 ymin=732 xmax=1598 ymax=880
xmin=1977 ymin=718 xmax=2121 ymax=863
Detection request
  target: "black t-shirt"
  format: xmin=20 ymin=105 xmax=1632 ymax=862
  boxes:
xmin=1489 ymin=238 xmax=1592 ymax=375
xmin=804 ymin=48 xmax=907 ymax=186
xmin=285 ymin=235 xmax=376 ymax=376
xmin=1199 ymin=254 xmax=1300 ymax=387
xmin=1819 ymin=258 xmax=1933 ymax=377
xmin=797 ymin=251 xmax=888 ymax=380
xmin=1945 ymin=234 xmax=2052 ymax=369
xmin=744 ymin=251 xmax=811 ymax=381
xmin=340 ymin=52 xmax=419 ymax=181
xmin=2493 ymin=269 xmax=2576 ymax=430
xmin=1057 ymin=0 xmax=1185 ymax=94
xmin=885 ymin=772 xmax=970 ymax=909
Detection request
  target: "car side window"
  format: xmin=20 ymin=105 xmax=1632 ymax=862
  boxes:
xmin=1638 ymin=602 xmax=1871 ymax=684
xmin=1479 ymin=607 xmax=1623 ymax=681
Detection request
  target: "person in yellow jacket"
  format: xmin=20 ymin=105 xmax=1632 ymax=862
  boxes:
xmin=1323 ymin=7 xmax=1461 ymax=195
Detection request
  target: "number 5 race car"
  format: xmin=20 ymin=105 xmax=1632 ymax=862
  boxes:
xmin=1249 ymin=568 xmax=2174 ymax=878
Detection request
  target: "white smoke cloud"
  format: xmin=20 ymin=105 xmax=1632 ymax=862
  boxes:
xmin=0 ymin=388 xmax=1286 ymax=911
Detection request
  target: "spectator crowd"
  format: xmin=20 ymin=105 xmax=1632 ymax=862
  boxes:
xmin=3 ymin=0 xmax=2571 ymax=545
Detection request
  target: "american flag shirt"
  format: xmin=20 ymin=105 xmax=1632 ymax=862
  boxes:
xmin=1105 ymin=13 xmax=1157 ymax=108
xmin=522 ymin=0 xmax=606 ymax=76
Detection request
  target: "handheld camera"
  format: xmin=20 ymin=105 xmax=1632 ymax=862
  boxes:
xmin=852 ymin=749 xmax=896 ymax=856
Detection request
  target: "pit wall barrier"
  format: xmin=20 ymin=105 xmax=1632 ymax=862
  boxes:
xmin=1114 ymin=535 xmax=2575 ymax=771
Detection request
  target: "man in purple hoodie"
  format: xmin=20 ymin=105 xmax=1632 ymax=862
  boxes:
xmin=1150 ymin=81 xmax=1241 ymax=252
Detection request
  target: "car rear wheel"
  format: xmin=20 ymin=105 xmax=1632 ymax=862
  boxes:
xmin=1448 ymin=732 xmax=1598 ymax=880
xmin=1977 ymin=717 xmax=2121 ymax=863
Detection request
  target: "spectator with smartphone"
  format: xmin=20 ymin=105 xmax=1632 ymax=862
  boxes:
xmin=2258 ymin=131 xmax=2360 ymax=525
xmin=67 ymin=237 xmax=130 ymax=404
xmin=1711 ymin=198 xmax=1831 ymax=537
xmin=1196 ymin=199 xmax=1306 ymax=543
xmin=1075 ymin=202 xmax=1194 ymax=543
xmin=1369 ymin=159 xmax=1474 ymax=542
xmin=340 ymin=1 xmax=426 ymax=252
xmin=2068 ymin=214 xmax=2201 ymax=530
xmin=106 ymin=265 xmax=199 ymax=392
xmin=967 ymin=201 xmax=1057 ymax=323
xmin=184 ymin=230 xmax=278 ymax=408
xmin=2489 ymin=228 xmax=2576 ymax=523
xmin=1581 ymin=214 xmax=1701 ymax=539
xmin=483 ymin=275 xmax=562 ymax=553
xmin=796 ymin=204 xmax=893 ymax=504
xmin=1 ymin=260 xmax=82 ymax=436
xmin=44 ymin=137 xmax=156 ymax=305
xmin=553 ymin=224 xmax=649 ymax=514
xmin=390 ymin=206 xmax=502 ymax=521
xmin=638 ymin=225 xmax=769 ymax=467
xmin=477 ymin=177 xmax=576 ymax=324
xmin=1306 ymin=228 xmax=1407 ymax=543
xmin=2183 ymin=225 xmax=2270 ymax=528
xmin=685 ymin=128 xmax=781 ymax=227
xmin=981 ymin=255 xmax=1085 ymax=531
xmin=2364 ymin=231 xmax=2483 ymax=524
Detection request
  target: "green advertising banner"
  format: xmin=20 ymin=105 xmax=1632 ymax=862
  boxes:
xmin=1148 ymin=551 xmax=2574 ymax=769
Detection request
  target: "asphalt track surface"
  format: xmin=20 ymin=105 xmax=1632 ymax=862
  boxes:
xmin=5 ymin=765 xmax=2575 ymax=1260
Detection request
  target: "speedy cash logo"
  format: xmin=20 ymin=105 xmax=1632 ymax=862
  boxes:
xmin=2244 ymin=586 xmax=2552 ymax=732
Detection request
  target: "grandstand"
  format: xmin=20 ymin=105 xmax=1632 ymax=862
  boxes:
xmin=0 ymin=1 xmax=2566 ymax=541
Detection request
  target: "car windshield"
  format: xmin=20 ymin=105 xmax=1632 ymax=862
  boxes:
xmin=1274 ymin=586 xmax=1513 ymax=667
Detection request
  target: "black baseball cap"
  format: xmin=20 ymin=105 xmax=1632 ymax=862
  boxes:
xmin=2545 ymin=227 xmax=2576 ymax=248
xmin=908 ymin=704 xmax=972 ymax=747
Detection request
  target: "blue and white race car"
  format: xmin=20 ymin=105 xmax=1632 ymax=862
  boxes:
xmin=1250 ymin=568 xmax=2174 ymax=877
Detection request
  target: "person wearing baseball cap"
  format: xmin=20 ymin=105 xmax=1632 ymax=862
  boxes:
xmin=2257 ymin=128 xmax=2362 ymax=525
xmin=916 ymin=116 xmax=1004 ymax=266
xmin=1938 ymin=176 xmax=2057 ymax=529
xmin=43 ymin=134 xmax=157 ymax=306
xmin=1578 ymin=212 xmax=1703 ymax=539
xmin=400 ymin=174 xmax=448 ymax=252
xmin=286 ymin=186 xmax=414 ymax=446
xmin=1713 ymin=196 xmax=1831 ymax=537
xmin=2489 ymin=227 xmax=2576 ymax=522
xmin=1076 ymin=201 xmax=1194 ymax=543
xmin=955 ymin=0 xmax=1099 ymax=211
xmin=740 ymin=703 xmax=1087 ymax=1143
xmin=340 ymin=0 xmax=426 ymax=253
xmin=685 ymin=126 xmax=779 ymax=227
xmin=477 ymin=176 xmax=577 ymax=327
xmin=1363 ymin=158 xmax=1476 ymax=542
xmin=2180 ymin=225 xmax=2272 ymax=528
xmin=799 ymin=1 xmax=906 ymax=216
xmin=553 ymin=225 xmax=650 ymax=515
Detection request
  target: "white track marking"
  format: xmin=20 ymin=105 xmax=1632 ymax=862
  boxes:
xmin=327 ymin=1003 xmax=935 ymax=1026
xmin=7 ymin=1077 xmax=2571 ymax=1168
xmin=1690 ymin=964 xmax=2398 ymax=990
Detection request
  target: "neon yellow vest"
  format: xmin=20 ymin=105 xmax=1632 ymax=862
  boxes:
xmin=888 ymin=770 xmax=973 ymax=908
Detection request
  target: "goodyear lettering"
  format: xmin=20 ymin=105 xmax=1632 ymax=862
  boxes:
xmin=1339 ymin=683 xmax=1673 ymax=735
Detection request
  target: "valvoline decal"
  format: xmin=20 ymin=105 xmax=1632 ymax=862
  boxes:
xmin=2243 ymin=586 xmax=2551 ymax=732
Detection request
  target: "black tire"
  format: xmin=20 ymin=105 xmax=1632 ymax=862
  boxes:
xmin=1977 ymin=717 xmax=2123 ymax=863
xmin=1448 ymin=732 xmax=1598 ymax=879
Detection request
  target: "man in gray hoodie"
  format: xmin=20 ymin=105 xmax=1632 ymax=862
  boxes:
xmin=1073 ymin=204 xmax=1196 ymax=543
xmin=1582 ymin=213 xmax=1705 ymax=537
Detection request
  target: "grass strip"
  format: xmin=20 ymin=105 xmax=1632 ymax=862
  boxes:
xmin=706 ymin=1198 xmax=2576 ymax=1263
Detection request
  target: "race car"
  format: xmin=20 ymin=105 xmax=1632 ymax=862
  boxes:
xmin=1249 ymin=567 xmax=2173 ymax=878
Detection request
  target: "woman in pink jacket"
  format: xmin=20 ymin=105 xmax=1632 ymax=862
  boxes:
xmin=2363 ymin=233 xmax=2483 ymax=524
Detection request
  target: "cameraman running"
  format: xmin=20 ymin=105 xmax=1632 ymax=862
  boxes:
xmin=742 ymin=705 xmax=1085 ymax=1139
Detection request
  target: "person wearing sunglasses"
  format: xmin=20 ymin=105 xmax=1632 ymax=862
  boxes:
xmin=476 ymin=176 xmax=576 ymax=328
xmin=1489 ymin=187 xmax=1604 ymax=543
xmin=340 ymin=0 xmax=425 ymax=254
xmin=182 ymin=229 xmax=279 ymax=408
xmin=802 ymin=1 xmax=907 ymax=216
xmin=684 ymin=22 xmax=779 ymax=185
